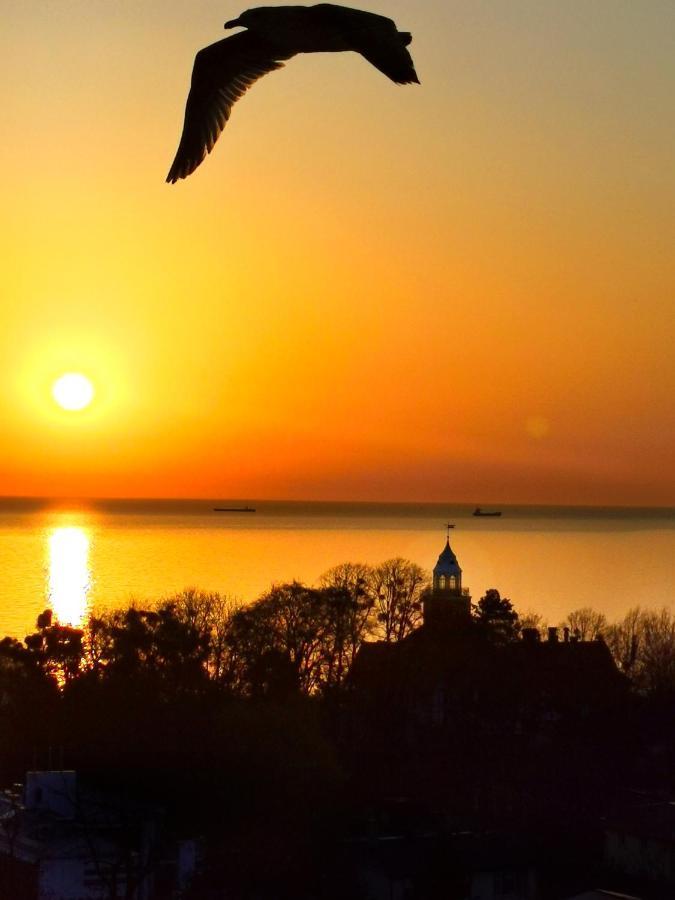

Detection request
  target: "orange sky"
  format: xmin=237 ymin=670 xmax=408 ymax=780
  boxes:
xmin=1 ymin=1 xmax=674 ymax=505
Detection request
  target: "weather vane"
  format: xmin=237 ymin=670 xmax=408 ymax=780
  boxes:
xmin=445 ymin=522 xmax=455 ymax=539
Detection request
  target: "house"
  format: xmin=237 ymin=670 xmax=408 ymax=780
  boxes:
xmin=0 ymin=770 xmax=198 ymax=899
xmin=348 ymin=831 xmax=537 ymax=900
xmin=351 ymin=533 xmax=625 ymax=741
xmin=604 ymin=800 xmax=675 ymax=889
xmin=348 ymin=534 xmax=627 ymax=830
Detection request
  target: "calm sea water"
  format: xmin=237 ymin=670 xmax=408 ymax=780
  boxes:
xmin=0 ymin=498 xmax=673 ymax=639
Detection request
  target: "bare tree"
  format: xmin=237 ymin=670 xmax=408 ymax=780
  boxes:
xmin=640 ymin=608 xmax=675 ymax=695
xmin=562 ymin=607 xmax=607 ymax=641
xmin=225 ymin=583 xmax=329 ymax=695
xmin=605 ymin=607 xmax=675 ymax=695
xmin=170 ymin=589 xmax=242 ymax=683
xmin=369 ymin=558 xmax=429 ymax=643
xmin=319 ymin=563 xmax=375 ymax=684
xmin=605 ymin=607 xmax=647 ymax=677
xmin=520 ymin=610 xmax=548 ymax=638
xmin=319 ymin=562 xmax=373 ymax=598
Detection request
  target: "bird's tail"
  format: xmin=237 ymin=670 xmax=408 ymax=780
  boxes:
xmin=360 ymin=41 xmax=420 ymax=86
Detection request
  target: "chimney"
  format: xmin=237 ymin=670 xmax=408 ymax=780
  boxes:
xmin=547 ymin=627 xmax=558 ymax=643
xmin=522 ymin=627 xmax=540 ymax=644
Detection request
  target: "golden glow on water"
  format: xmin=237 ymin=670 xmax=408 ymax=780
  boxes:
xmin=48 ymin=526 xmax=91 ymax=626
xmin=0 ymin=504 xmax=665 ymax=640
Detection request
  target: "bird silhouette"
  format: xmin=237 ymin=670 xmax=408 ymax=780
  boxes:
xmin=166 ymin=4 xmax=419 ymax=183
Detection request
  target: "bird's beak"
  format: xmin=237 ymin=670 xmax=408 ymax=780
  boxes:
xmin=224 ymin=17 xmax=242 ymax=29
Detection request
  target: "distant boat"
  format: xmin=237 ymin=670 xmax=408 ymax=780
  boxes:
xmin=213 ymin=506 xmax=256 ymax=513
xmin=473 ymin=507 xmax=502 ymax=517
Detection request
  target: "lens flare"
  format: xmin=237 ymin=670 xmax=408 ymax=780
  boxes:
xmin=525 ymin=415 xmax=550 ymax=440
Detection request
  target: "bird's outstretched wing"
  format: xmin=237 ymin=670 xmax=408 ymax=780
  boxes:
xmin=167 ymin=34 xmax=285 ymax=183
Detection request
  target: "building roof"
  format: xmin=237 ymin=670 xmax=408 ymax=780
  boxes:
xmin=350 ymin=627 xmax=626 ymax=715
xmin=434 ymin=539 xmax=461 ymax=577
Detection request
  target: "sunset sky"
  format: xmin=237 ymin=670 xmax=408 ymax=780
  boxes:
xmin=1 ymin=0 xmax=674 ymax=505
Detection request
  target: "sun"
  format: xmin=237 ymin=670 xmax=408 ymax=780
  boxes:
xmin=52 ymin=373 xmax=95 ymax=411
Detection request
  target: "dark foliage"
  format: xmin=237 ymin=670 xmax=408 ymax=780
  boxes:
xmin=472 ymin=588 xmax=520 ymax=642
xmin=0 ymin=575 xmax=674 ymax=899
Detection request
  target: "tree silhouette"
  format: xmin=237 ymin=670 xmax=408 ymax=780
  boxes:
xmin=0 ymin=634 xmax=58 ymax=779
xmin=605 ymin=606 xmax=646 ymax=678
xmin=169 ymin=588 xmax=241 ymax=683
xmin=24 ymin=609 xmax=84 ymax=684
xmin=84 ymin=603 xmax=210 ymax=695
xmin=369 ymin=558 xmax=428 ymax=642
xmin=225 ymin=583 xmax=327 ymax=696
xmin=319 ymin=563 xmax=374 ymax=688
xmin=562 ymin=607 xmax=607 ymax=641
xmin=472 ymin=589 xmax=519 ymax=643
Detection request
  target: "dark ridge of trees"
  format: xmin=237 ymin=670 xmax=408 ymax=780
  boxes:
xmin=4 ymin=570 xmax=674 ymax=703
xmin=1 ymin=561 xmax=674 ymax=899
xmin=0 ymin=557 xmax=429 ymax=704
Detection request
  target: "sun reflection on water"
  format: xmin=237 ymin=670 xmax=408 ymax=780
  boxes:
xmin=48 ymin=526 xmax=92 ymax=626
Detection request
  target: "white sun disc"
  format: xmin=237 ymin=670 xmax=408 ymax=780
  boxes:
xmin=52 ymin=373 xmax=95 ymax=411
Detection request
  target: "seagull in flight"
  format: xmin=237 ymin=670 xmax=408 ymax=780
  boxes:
xmin=166 ymin=4 xmax=419 ymax=183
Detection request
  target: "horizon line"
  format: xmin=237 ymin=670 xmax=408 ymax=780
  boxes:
xmin=0 ymin=494 xmax=673 ymax=513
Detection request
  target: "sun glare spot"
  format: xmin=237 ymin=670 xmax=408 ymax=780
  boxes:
xmin=48 ymin=527 xmax=91 ymax=626
xmin=525 ymin=416 xmax=550 ymax=440
xmin=52 ymin=373 xmax=94 ymax=411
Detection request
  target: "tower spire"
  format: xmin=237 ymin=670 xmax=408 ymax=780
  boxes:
xmin=423 ymin=526 xmax=471 ymax=628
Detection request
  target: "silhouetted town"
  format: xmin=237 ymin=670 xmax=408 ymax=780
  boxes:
xmin=1 ymin=535 xmax=674 ymax=899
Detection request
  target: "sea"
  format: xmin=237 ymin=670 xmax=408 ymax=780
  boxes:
xmin=0 ymin=498 xmax=673 ymax=640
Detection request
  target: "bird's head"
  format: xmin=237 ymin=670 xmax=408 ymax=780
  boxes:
xmin=224 ymin=8 xmax=266 ymax=30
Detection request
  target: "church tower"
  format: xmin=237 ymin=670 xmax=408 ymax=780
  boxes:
xmin=423 ymin=529 xmax=472 ymax=628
